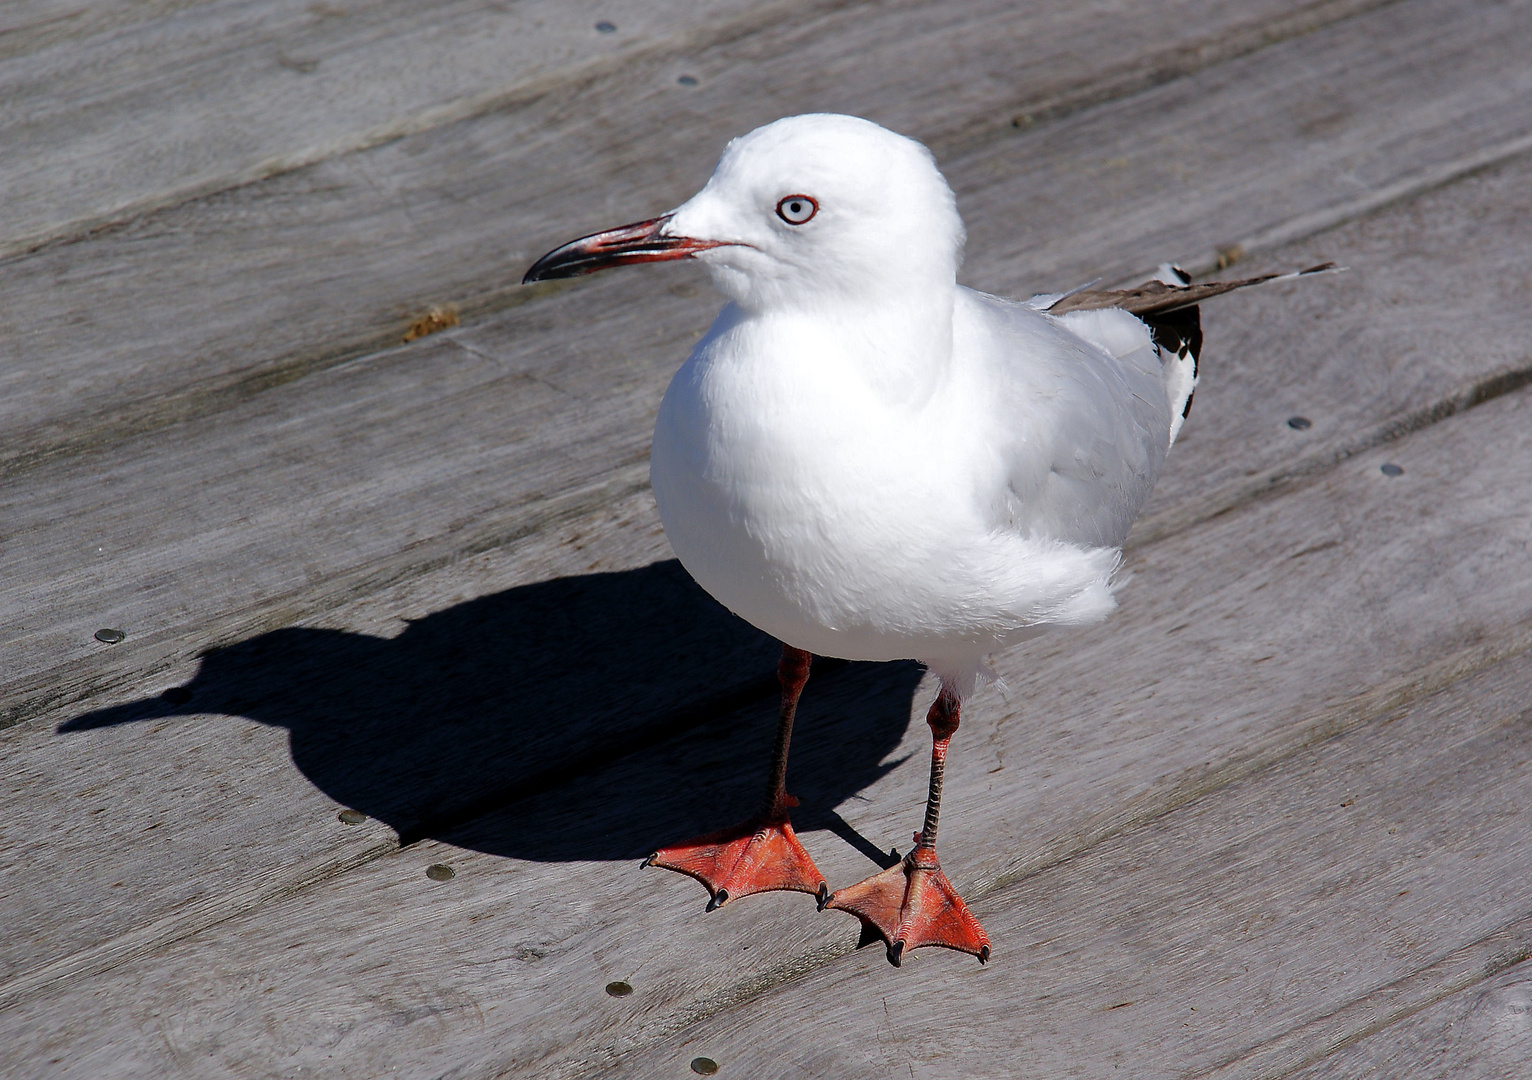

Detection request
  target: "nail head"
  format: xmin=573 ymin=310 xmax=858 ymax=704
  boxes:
xmin=690 ymin=1058 xmax=719 ymax=1075
xmin=605 ymin=980 xmax=633 ymax=997
xmin=94 ymin=628 xmax=126 ymax=644
xmin=1380 ymin=463 xmax=1404 ymax=476
xmin=677 ymin=74 xmax=699 ymax=86
xmin=426 ymin=864 xmax=456 ymax=881
xmin=1287 ymin=416 xmax=1312 ymax=430
xmin=595 ymin=20 xmax=616 ymax=33
xmin=338 ymin=809 xmax=366 ymax=825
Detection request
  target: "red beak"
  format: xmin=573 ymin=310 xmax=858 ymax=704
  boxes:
xmin=522 ymin=215 xmax=728 ymax=283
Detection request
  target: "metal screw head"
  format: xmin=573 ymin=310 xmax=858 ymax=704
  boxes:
xmin=425 ymin=864 xmax=456 ymax=881
xmin=1380 ymin=463 xmax=1404 ymax=476
xmin=94 ymin=628 xmax=126 ymax=644
xmin=605 ymin=981 xmax=633 ymax=997
xmin=1287 ymin=416 xmax=1312 ymax=430
xmin=677 ymin=74 xmax=699 ymax=86
xmin=690 ymin=1058 xmax=719 ymax=1075
xmin=337 ymin=809 xmax=366 ymax=825
xmin=595 ymin=20 xmax=616 ymax=32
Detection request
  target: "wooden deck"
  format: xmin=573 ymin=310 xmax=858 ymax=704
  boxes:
xmin=3 ymin=1 xmax=1531 ymax=1075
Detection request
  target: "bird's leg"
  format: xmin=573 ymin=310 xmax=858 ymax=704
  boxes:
xmin=825 ymin=682 xmax=990 ymax=966
xmin=646 ymin=645 xmax=828 ymax=910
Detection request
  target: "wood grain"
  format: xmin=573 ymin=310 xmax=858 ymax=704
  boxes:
xmin=0 ymin=0 xmax=772 ymax=254
xmin=4 ymin=3 xmax=1529 ymax=1073
xmin=620 ymin=639 xmax=1532 ymax=1080
xmin=4 ymin=388 xmax=1530 ymax=1074
xmin=1 ymin=0 xmax=1385 ymax=256
xmin=8 ymin=0 xmax=1532 ymax=735
xmin=7 ymin=130 xmax=1531 ymax=743
xmin=1 ymin=0 xmax=1504 ymax=476
xmin=1279 ymin=958 xmax=1532 ymax=1080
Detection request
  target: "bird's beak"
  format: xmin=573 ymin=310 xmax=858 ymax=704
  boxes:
xmin=522 ymin=215 xmax=728 ymax=284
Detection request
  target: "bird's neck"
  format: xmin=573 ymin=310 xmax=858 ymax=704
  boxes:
xmin=782 ymin=286 xmax=956 ymax=407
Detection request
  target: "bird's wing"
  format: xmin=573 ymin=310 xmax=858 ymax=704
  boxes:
xmin=1052 ymin=262 xmax=1337 ymax=442
xmin=1044 ymin=262 xmax=1339 ymax=318
xmin=961 ymin=290 xmax=1172 ymax=550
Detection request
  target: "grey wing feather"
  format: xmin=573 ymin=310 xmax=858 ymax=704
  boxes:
xmin=965 ymin=290 xmax=1172 ymax=550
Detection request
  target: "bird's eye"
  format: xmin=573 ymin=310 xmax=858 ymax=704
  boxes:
xmin=775 ymin=195 xmax=818 ymax=225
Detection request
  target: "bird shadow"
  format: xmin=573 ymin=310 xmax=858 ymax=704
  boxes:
xmin=58 ymin=560 xmax=920 ymax=866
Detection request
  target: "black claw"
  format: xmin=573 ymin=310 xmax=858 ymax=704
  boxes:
xmin=887 ymin=941 xmax=904 ymax=967
xmin=706 ymin=888 xmax=729 ymax=912
xmin=641 ymin=853 xmax=657 ymax=868
xmin=978 ymin=945 xmax=991 ymax=965
xmin=816 ymin=883 xmax=830 ymax=910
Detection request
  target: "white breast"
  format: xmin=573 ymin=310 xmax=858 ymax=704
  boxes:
xmin=649 ymin=290 xmax=1153 ymax=673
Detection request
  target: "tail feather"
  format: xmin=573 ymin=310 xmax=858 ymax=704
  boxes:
xmin=1048 ymin=261 xmax=1339 ymax=446
xmin=1045 ymin=261 xmax=1339 ymax=318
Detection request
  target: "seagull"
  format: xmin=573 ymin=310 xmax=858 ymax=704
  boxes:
xmin=524 ymin=113 xmax=1332 ymax=966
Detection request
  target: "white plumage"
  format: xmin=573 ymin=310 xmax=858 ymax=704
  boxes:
xmin=648 ymin=114 xmax=1177 ymax=691
xmin=522 ymin=112 xmax=1330 ymax=963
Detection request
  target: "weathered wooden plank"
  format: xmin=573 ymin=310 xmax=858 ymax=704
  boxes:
xmin=4 ymin=0 xmax=1529 ymax=1034
xmin=0 ymin=0 xmax=1499 ymax=474
xmin=0 ymin=479 xmax=786 ymax=986
xmin=4 ymin=389 xmax=1530 ymax=1074
xmin=4 ymin=32 xmax=1532 ymax=996
xmin=1279 ymin=958 xmax=1532 ymax=1080
xmin=7 ymin=120 xmax=1531 ymax=742
xmin=1 ymin=0 xmax=1385 ymax=256
xmin=0 ymin=0 xmax=771 ymax=254
xmin=621 ymin=641 xmax=1532 ymax=1080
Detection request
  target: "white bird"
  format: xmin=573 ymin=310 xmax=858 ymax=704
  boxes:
xmin=524 ymin=113 xmax=1331 ymax=966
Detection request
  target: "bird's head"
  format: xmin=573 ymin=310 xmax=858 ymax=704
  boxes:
xmin=523 ymin=114 xmax=965 ymax=314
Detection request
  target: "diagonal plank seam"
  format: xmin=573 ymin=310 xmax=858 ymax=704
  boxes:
xmin=1158 ymin=129 xmax=1532 ymax=288
xmin=928 ymin=0 xmax=1404 ymax=161
xmin=1129 ymin=355 xmax=1532 ymax=546
xmin=0 ymin=0 xmax=1413 ymax=483
xmin=557 ymin=618 xmax=1532 ymax=1075
xmin=4 ymin=610 xmax=1526 ymax=1026
xmin=0 ymin=458 xmax=652 ymax=732
xmin=4 ymin=129 xmax=1528 ymax=489
xmin=0 ymin=833 xmax=399 ymax=1014
xmin=1 ymin=0 xmax=1394 ymax=266
xmin=1189 ymin=909 xmax=1532 ymax=1080
xmin=0 ymin=0 xmax=863 ymax=264
xmin=5 ymin=357 xmax=1529 ymax=743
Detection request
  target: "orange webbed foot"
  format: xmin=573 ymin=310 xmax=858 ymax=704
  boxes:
xmin=646 ymin=795 xmax=828 ymax=910
xmin=825 ymin=837 xmax=989 ymax=965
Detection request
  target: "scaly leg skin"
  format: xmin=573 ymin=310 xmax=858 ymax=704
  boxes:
xmin=646 ymin=645 xmax=829 ymax=910
xmin=825 ymin=683 xmax=990 ymax=965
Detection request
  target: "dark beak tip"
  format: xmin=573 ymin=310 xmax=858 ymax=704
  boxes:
xmin=521 ymin=214 xmax=711 ymax=286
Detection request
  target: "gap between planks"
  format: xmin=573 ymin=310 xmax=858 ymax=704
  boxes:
xmin=0 ymin=0 xmax=848 ymax=262
xmin=0 ymin=0 xmax=1436 ymax=482
xmin=5 ymin=344 xmax=1528 ymax=737
xmin=1 ymin=0 xmax=1393 ymax=264
xmin=1191 ymin=910 xmax=1532 ymax=1080
xmin=5 ymin=122 xmax=1529 ymax=490
xmin=4 ymin=572 xmax=1528 ymax=1019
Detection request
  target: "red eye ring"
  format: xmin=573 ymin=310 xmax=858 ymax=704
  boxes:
xmin=775 ymin=194 xmax=818 ymax=225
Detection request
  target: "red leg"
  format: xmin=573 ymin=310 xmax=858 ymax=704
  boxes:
xmin=647 ymin=645 xmax=828 ymax=909
xmin=825 ymin=682 xmax=990 ymax=965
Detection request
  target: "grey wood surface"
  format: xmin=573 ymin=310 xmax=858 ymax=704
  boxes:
xmin=6 ymin=31 xmax=1531 ymax=989
xmin=3 ymin=0 xmax=1531 ymax=1075
xmin=621 ymin=636 xmax=1532 ymax=1080
xmin=8 ymin=0 xmax=1532 ymax=729
xmin=1285 ymin=959 xmax=1532 ymax=1080
xmin=0 ymin=0 xmax=1507 ymax=476
xmin=5 ymin=390 xmax=1531 ymax=1076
